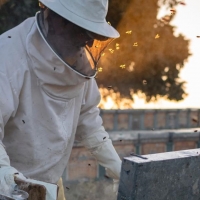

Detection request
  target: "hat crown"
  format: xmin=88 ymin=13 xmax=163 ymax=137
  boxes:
xmin=59 ymin=0 xmax=108 ymax=22
xmin=39 ymin=0 xmax=119 ymax=38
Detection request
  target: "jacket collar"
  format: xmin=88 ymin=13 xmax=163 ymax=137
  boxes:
xmin=26 ymin=18 xmax=88 ymax=100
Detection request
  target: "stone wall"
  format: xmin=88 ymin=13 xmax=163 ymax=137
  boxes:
xmin=63 ymin=108 xmax=200 ymax=182
xmin=63 ymin=128 xmax=200 ymax=182
xmin=100 ymin=109 xmax=200 ymax=131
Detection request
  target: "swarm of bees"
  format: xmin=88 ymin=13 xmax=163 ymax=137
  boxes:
xmin=120 ymin=64 xmax=126 ymax=69
xmin=133 ymin=42 xmax=138 ymax=47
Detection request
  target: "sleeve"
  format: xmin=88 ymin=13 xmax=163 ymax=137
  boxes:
xmin=0 ymin=71 xmax=18 ymax=166
xmin=0 ymin=72 xmax=26 ymax=196
xmin=76 ymin=78 xmax=122 ymax=179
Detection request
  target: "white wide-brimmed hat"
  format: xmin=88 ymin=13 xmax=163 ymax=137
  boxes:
xmin=39 ymin=0 xmax=120 ymax=38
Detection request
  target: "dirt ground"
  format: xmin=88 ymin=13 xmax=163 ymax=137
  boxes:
xmin=64 ymin=179 xmax=116 ymax=200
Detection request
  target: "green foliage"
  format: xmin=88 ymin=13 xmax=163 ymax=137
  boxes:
xmin=97 ymin=0 xmax=190 ymax=102
xmin=0 ymin=0 xmax=190 ymax=103
xmin=0 ymin=0 xmax=39 ymax=34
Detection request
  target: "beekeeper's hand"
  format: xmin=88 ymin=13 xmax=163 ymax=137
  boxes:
xmin=106 ymin=167 xmax=120 ymax=195
xmin=0 ymin=166 xmax=26 ymax=197
xmin=0 ymin=142 xmax=57 ymax=200
xmin=81 ymin=127 xmax=122 ymax=195
xmin=0 ymin=166 xmax=57 ymax=200
xmin=113 ymin=179 xmax=119 ymax=195
xmin=91 ymin=138 xmax=121 ymax=195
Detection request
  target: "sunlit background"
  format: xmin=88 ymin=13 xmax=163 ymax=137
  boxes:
xmin=99 ymin=0 xmax=200 ymax=109
xmin=0 ymin=1 xmax=199 ymax=199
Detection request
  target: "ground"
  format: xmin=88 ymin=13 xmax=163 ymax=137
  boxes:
xmin=64 ymin=179 xmax=116 ymax=200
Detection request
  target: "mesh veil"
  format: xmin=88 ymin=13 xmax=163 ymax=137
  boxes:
xmin=36 ymin=9 xmax=113 ymax=78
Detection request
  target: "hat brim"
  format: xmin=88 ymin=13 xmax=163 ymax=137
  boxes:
xmin=40 ymin=0 xmax=120 ymax=38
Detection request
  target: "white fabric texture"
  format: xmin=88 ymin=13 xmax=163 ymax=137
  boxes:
xmin=40 ymin=0 xmax=120 ymax=38
xmin=0 ymin=140 xmax=17 ymax=196
xmin=0 ymin=144 xmax=26 ymax=197
xmin=80 ymin=128 xmax=122 ymax=193
xmin=0 ymin=143 xmax=10 ymax=167
xmin=81 ymin=131 xmax=121 ymax=180
xmin=113 ymin=179 xmax=119 ymax=195
xmin=0 ymin=144 xmax=57 ymax=200
xmin=0 ymin=16 xmax=121 ymax=190
xmin=0 ymin=142 xmax=57 ymax=199
xmin=0 ymin=166 xmax=18 ymax=197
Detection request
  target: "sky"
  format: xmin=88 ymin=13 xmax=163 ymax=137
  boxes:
xmin=132 ymin=0 xmax=200 ymax=109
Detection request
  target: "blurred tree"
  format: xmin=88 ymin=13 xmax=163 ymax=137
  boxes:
xmin=0 ymin=0 xmax=190 ymax=103
xmin=0 ymin=0 xmax=38 ymax=34
xmin=0 ymin=0 xmax=8 ymax=7
xmin=97 ymin=0 xmax=190 ymax=102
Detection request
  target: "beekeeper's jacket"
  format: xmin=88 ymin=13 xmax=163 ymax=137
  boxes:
xmin=0 ymin=17 xmax=121 ymax=183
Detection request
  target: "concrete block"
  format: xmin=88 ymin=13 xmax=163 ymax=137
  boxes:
xmin=117 ymin=149 xmax=200 ymax=200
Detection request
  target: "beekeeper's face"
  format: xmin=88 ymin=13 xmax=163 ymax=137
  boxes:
xmin=37 ymin=9 xmax=113 ymax=78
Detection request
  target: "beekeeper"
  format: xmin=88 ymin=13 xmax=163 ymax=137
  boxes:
xmin=0 ymin=0 xmax=121 ymax=199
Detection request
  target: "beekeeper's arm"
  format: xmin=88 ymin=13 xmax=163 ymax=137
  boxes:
xmin=0 ymin=71 xmax=26 ymax=196
xmin=76 ymin=79 xmax=122 ymax=185
xmin=0 ymin=72 xmax=56 ymax=199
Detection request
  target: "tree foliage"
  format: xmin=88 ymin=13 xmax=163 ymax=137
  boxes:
xmin=97 ymin=0 xmax=190 ymax=102
xmin=0 ymin=0 xmax=38 ymax=34
xmin=0 ymin=0 xmax=190 ymax=103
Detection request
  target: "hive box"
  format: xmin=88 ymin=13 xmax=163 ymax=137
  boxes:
xmin=117 ymin=149 xmax=200 ymax=200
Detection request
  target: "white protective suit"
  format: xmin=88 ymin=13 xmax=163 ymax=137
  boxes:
xmin=0 ymin=16 xmax=121 ymax=194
